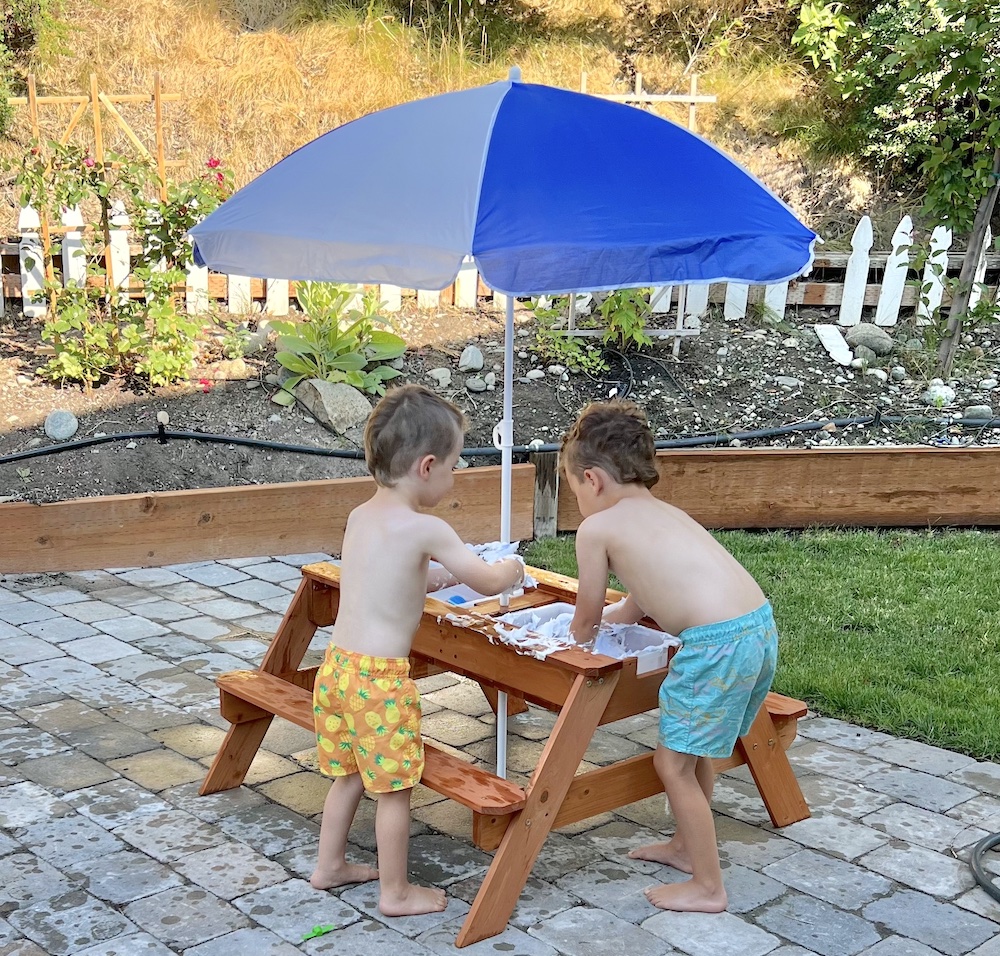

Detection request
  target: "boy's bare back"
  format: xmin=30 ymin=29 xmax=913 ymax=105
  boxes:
xmin=576 ymin=488 xmax=765 ymax=638
xmin=334 ymin=494 xmax=523 ymax=660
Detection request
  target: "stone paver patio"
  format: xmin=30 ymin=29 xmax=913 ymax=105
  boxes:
xmin=3 ymin=554 xmax=1000 ymax=955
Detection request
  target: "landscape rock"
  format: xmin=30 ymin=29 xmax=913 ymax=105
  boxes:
xmin=890 ymin=366 xmax=907 ymax=382
xmin=211 ymin=358 xmax=249 ymax=380
xmin=964 ymin=405 xmax=994 ymax=420
xmin=458 ymin=345 xmax=484 ymax=372
xmin=526 ymin=369 xmax=545 ymax=381
xmin=852 ymin=345 xmax=878 ymax=366
xmin=466 ymin=376 xmax=487 ymax=393
xmin=296 ymin=379 xmax=373 ymax=433
xmin=845 ymin=322 xmax=894 ymax=356
xmin=921 ymin=381 xmax=956 ymax=408
xmin=427 ymin=367 xmax=452 ymax=388
xmin=979 ymin=378 xmax=998 ymax=390
xmin=43 ymin=410 xmax=79 ymax=441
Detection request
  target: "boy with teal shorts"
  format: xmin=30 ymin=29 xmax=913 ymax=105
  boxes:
xmin=562 ymin=400 xmax=777 ymax=914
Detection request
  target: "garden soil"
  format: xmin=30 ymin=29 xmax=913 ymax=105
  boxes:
xmin=2 ymin=300 xmax=999 ymax=504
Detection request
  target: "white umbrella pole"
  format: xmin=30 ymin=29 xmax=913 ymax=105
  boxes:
xmin=496 ymin=294 xmax=515 ymax=778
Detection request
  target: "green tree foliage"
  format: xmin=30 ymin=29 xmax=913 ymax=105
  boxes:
xmin=793 ymin=0 xmax=1000 ymax=233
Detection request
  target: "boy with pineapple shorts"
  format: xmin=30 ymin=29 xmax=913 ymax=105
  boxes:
xmin=309 ymin=384 xmax=524 ymax=918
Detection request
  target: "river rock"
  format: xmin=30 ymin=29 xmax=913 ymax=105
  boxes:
xmin=845 ymin=322 xmax=894 ymax=356
xmin=427 ymin=367 xmax=452 ymax=388
xmin=964 ymin=404 xmax=994 ymax=420
xmin=44 ymin=410 xmax=79 ymax=441
xmin=921 ymin=382 xmax=956 ymax=408
xmin=458 ymin=345 xmax=484 ymax=372
xmin=296 ymin=379 xmax=372 ymax=433
xmin=466 ymin=376 xmax=487 ymax=393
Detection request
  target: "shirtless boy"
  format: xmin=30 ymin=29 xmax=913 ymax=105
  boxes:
xmin=562 ymin=400 xmax=778 ymax=914
xmin=310 ymin=384 xmax=524 ymax=916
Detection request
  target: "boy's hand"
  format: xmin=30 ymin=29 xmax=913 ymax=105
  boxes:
xmin=504 ymin=557 xmax=526 ymax=590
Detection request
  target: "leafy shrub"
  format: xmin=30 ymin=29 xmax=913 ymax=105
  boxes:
xmin=270 ymin=282 xmax=406 ymax=402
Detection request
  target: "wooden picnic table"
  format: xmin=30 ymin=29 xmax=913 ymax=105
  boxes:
xmin=202 ymin=561 xmax=809 ymax=947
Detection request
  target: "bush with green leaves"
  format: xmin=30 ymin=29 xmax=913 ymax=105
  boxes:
xmin=270 ymin=282 xmax=406 ymax=403
xmin=530 ymin=297 xmax=608 ymax=376
xmin=8 ymin=143 xmax=232 ymax=388
xmin=791 ymin=0 xmax=1000 ymax=232
xmin=598 ymin=288 xmax=653 ymax=352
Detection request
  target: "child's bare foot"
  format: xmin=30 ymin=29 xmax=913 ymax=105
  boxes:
xmin=379 ymin=883 xmax=447 ymax=916
xmin=644 ymin=880 xmax=727 ymax=912
xmin=310 ymin=861 xmax=379 ymax=890
xmin=628 ymin=839 xmax=693 ymax=874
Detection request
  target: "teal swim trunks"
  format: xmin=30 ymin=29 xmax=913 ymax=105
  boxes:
xmin=658 ymin=602 xmax=778 ymax=759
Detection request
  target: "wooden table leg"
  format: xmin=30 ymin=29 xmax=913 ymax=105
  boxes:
xmin=200 ymin=715 xmax=274 ymax=794
xmin=456 ymin=671 xmax=620 ymax=948
xmin=735 ymin=707 xmax=810 ymax=827
xmin=200 ymin=575 xmax=327 ymax=796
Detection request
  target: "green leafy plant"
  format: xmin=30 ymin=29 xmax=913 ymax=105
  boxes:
xmin=530 ymin=296 xmax=607 ymax=375
xmin=8 ymin=145 xmax=233 ymax=388
xmin=599 ymin=288 xmax=653 ymax=352
xmin=270 ymin=282 xmax=406 ymax=403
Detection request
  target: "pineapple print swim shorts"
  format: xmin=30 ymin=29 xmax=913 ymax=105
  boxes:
xmin=313 ymin=644 xmax=424 ymax=792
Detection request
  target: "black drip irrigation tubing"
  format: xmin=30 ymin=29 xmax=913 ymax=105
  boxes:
xmin=4 ymin=415 xmax=1000 ymax=467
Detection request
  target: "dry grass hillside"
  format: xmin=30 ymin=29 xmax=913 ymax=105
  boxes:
xmin=0 ymin=0 xmax=910 ymax=244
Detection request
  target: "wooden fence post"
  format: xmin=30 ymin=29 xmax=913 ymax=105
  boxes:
xmin=724 ymin=283 xmax=749 ymax=320
xmin=684 ymin=285 xmax=709 ymax=328
xmin=531 ymin=450 xmax=559 ymax=540
xmin=455 ymin=260 xmax=479 ymax=308
xmin=18 ymin=205 xmax=46 ymax=318
xmin=380 ymin=284 xmax=402 ymax=312
xmin=186 ymin=261 xmax=209 ymax=315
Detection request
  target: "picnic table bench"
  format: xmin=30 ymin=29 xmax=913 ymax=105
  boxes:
xmin=202 ymin=561 xmax=809 ymax=946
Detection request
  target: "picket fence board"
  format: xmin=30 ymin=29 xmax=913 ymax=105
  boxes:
xmin=60 ymin=207 xmax=87 ymax=289
xmin=650 ymin=285 xmax=672 ymax=313
xmin=266 ymin=278 xmax=289 ymax=316
xmin=185 ymin=263 xmax=209 ymax=315
xmin=874 ymin=215 xmax=912 ymax=327
xmin=227 ymin=274 xmax=252 ymax=313
xmin=916 ymin=225 xmax=952 ymax=322
xmin=969 ymin=226 xmax=994 ymax=311
xmin=685 ymin=284 xmax=710 ymax=328
xmin=724 ymin=282 xmax=749 ymax=320
xmin=838 ymin=215 xmax=873 ymax=327
xmin=764 ymin=281 xmax=788 ymax=318
xmin=17 ymin=206 xmax=45 ymax=318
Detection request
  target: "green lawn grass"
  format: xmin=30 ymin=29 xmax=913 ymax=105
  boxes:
xmin=523 ymin=529 xmax=1000 ymax=760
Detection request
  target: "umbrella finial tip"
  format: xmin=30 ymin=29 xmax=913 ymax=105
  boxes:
xmin=508 ymin=65 xmax=522 ymax=83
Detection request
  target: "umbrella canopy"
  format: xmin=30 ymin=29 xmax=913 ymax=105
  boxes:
xmin=190 ymin=76 xmax=816 ymax=295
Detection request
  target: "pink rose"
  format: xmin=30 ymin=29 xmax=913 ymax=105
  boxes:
xmin=206 ymin=157 xmax=221 ymax=169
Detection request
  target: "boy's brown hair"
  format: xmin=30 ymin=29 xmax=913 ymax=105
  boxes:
xmin=561 ymin=400 xmax=659 ymax=488
xmin=364 ymin=383 xmax=466 ymax=486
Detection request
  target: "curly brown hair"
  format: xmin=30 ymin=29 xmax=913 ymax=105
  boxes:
xmin=364 ymin=384 xmax=466 ymax=487
xmin=561 ymin=400 xmax=659 ymax=488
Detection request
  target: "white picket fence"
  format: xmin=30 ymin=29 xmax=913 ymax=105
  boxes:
xmin=4 ymin=209 xmax=998 ymax=338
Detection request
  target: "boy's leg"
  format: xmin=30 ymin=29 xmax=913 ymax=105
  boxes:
xmin=628 ymin=753 xmax=715 ymax=873
xmin=375 ymin=788 xmax=447 ymax=916
xmin=641 ymin=746 xmax=727 ymax=912
xmin=311 ymin=773 xmax=379 ymax=889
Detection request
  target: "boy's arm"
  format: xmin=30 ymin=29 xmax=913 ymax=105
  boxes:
xmin=569 ymin=518 xmax=609 ymax=643
xmin=426 ymin=564 xmax=457 ymax=592
xmin=424 ymin=518 xmax=524 ymax=596
xmin=602 ymin=592 xmax=645 ymax=625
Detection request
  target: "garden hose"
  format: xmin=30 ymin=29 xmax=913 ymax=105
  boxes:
xmin=3 ymin=415 xmax=1000 ymax=468
xmin=971 ymin=832 xmax=1000 ymax=903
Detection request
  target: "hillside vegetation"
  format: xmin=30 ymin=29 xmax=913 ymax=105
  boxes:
xmin=0 ymin=0 xmax=957 ymax=244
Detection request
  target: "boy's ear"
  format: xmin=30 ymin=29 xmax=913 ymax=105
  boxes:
xmin=583 ymin=467 xmax=605 ymax=495
xmin=416 ymin=453 xmax=436 ymax=479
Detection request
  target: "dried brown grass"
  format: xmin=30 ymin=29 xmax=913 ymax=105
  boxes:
xmin=0 ymin=0 xmax=895 ymax=241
